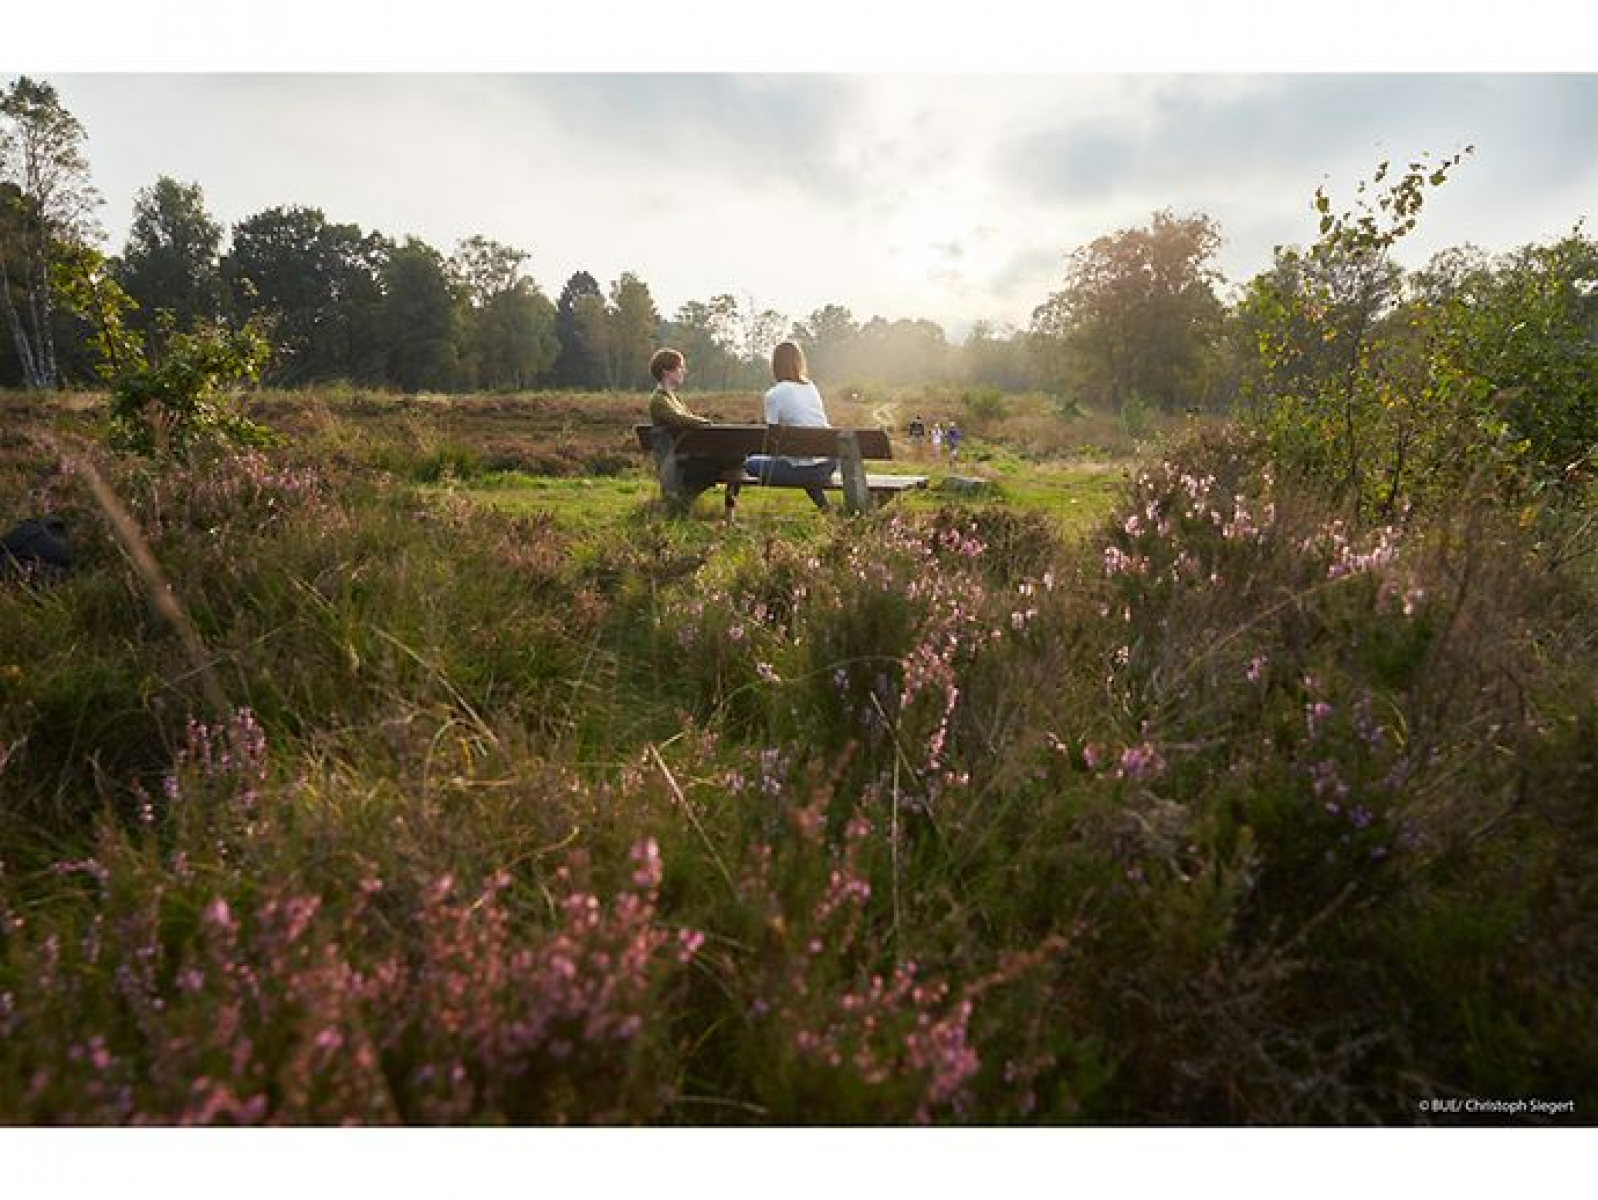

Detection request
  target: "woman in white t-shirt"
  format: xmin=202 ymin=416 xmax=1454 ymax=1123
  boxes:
xmin=743 ymin=341 xmax=838 ymax=510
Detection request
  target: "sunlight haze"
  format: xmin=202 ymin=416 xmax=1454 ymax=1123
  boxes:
xmin=29 ymin=72 xmax=1595 ymax=343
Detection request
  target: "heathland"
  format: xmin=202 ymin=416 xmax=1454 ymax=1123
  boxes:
xmin=2 ymin=382 xmax=1593 ymax=1124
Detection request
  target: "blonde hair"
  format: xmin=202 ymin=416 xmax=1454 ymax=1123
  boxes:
xmin=771 ymin=341 xmax=809 ymax=384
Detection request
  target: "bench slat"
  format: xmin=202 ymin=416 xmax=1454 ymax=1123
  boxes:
xmin=719 ymin=471 xmax=928 ymax=492
xmin=634 ymin=424 xmax=892 ymax=460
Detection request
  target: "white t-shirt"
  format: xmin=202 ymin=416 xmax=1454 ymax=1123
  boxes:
xmin=764 ymin=380 xmax=831 ymax=465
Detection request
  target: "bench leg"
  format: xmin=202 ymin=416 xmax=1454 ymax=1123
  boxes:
xmin=650 ymin=427 xmax=692 ymax=514
xmin=838 ymin=431 xmax=873 ymax=516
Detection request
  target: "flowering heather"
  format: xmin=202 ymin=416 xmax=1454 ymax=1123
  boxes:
xmin=2 ymin=397 xmax=1594 ymax=1125
xmin=1 ymin=831 xmax=705 ymax=1124
xmin=129 ymin=449 xmax=329 ymax=537
xmin=1115 ymin=742 xmax=1167 ymax=782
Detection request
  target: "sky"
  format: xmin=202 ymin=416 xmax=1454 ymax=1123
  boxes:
xmin=7 ymin=6 xmax=1597 ymax=346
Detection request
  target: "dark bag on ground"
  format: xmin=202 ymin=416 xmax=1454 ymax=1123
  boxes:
xmin=1 ymin=517 xmax=72 ymax=583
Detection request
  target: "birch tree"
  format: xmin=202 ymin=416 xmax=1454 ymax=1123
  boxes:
xmin=0 ymin=76 xmax=101 ymax=389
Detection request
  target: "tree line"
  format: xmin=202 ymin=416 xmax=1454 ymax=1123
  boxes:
xmin=5 ymin=73 xmax=1596 ymax=482
xmin=1 ymin=78 xmax=1030 ymax=396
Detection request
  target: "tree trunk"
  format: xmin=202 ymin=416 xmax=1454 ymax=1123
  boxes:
xmin=0 ymin=254 xmax=40 ymax=386
xmin=23 ymin=226 xmax=58 ymax=388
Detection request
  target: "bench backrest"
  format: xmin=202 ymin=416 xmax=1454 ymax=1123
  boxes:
xmin=634 ymin=424 xmax=893 ymax=460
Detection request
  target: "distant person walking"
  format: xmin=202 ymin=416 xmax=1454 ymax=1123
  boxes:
xmin=931 ymin=421 xmax=944 ymax=458
xmin=743 ymin=341 xmax=837 ymax=511
xmin=907 ymin=415 xmax=927 ymax=460
xmin=945 ymin=422 xmax=963 ymax=463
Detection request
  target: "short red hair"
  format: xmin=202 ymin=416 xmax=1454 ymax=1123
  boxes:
xmin=650 ymin=347 xmax=685 ymax=382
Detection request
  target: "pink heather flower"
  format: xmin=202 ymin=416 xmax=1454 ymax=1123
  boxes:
xmin=203 ymin=897 xmax=235 ymax=932
xmin=676 ymin=929 xmax=706 ymax=962
xmin=1354 ymin=696 xmax=1385 ymax=749
xmin=755 ymin=661 xmax=782 ymax=684
xmin=1102 ymin=546 xmax=1148 ymax=577
xmin=630 ymin=838 xmax=663 ymax=890
xmin=277 ymin=895 xmax=321 ymax=944
xmin=1116 ymin=742 xmax=1166 ymax=781
xmin=1307 ymin=701 xmax=1334 ymax=738
xmin=1245 ymin=655 xmax=1267 ymax=685
xmin=85 ymin=1035 xmax=112 ymax=1072
xmin=54 ymin=858 xmax=111 ymax=889
xmin=1082 ymin=743 xmax=1104 ymax=771
xmin=1309 ymin=758 xmax=1349 ymax=801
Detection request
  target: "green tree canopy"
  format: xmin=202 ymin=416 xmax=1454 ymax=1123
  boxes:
xmin=1031 ymin=209 xmax=1225 ymax=411
xmin=449 ymin=234 xmax=527 ymax=308
xmin=474 ymin=281 xmax=558 ymax=391
xmin=378 ymin=237 xmax=461 ymax=393
xmin=448 ymin=235 xmax=557 ymax=391
xmin=1421 ymin=228 xmax=1598 ymax=485
xmin=608 ymin=271 xmax=661 ymax=391
xmin=570 ymin=289 xmax=613 ymax=390
xmin=222 ymin=205 xmax=389 ymax=384
xmin=662 ymin=298 xmax=741 ymax=390
xmin=553 ymin=270 xmax=604 ymax=388
xmin=116 ymin=175 xmax=223 ymax=338
xmin=792 ymin=303 xmax=858 ymax=382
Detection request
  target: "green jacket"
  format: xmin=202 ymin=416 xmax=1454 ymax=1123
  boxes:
xmin=649 ymin=386 xmax=713 ymax=428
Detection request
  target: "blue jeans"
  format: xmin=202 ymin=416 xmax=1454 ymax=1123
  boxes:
xmin=743 ymin=456 xmax=839 ymax=510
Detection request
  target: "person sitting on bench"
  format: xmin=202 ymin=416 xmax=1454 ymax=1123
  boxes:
xmin=742 ymin=340 xmax=837 ymax=511
xmin=647 ymin=346 xmax=736 ymax=501
xmin=647 ymin=347 xmax=711 ymax=429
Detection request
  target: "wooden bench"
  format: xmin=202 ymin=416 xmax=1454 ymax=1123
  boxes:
xmin=635 ymin=424 xmax=927 ymax=518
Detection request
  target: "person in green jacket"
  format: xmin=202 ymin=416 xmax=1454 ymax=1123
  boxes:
xmin=648 ymin=348 xmax=712 ymax=428
xmin=646 ymin=346 xmax=730 ymax=505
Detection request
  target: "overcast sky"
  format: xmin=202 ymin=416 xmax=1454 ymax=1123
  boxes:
xmin=11 ymin=9 xmax=1597 ymax=341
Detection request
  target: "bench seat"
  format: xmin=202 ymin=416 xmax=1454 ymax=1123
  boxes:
xmin=635 ymin=423 xmax=927 ymax=517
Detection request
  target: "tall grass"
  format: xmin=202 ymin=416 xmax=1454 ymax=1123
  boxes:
xmin=1 ymin=394 xmax=1593 ymax=1123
